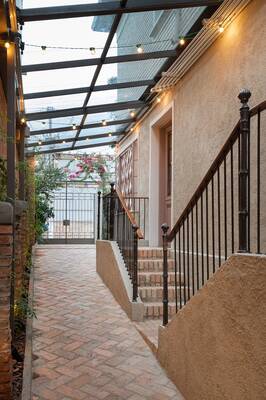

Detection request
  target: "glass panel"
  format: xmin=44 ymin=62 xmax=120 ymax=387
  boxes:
xmin=22 ymin=13 xmax=115 ymax=64
xmin=23 ymin=0 xmax=119 ymax=7
xmin=27 ymin=130 xmax=78 ymax=145
xmin=27 ymin=142 xmax=72 ymax=153
xmin=79 ymin=123 xmax=127 ymax=138
xmin=88 ymin=86 xmax=148 ymax=106
xmin=96 ymin=58 xmax=168 ymax=86
xmin=24 ymin=93 xmax=86 ymax=113
xmin=84 ymin=109 xmax=138 ymax=125
xmin=27 ymin=116 xmax=83 ymax=132
xmin=23 ymin=66 xmax=97 ymax=93
xmin=74 ymin=136 xmax=117 ymax=149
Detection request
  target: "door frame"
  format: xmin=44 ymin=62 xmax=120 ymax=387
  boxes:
xmin=149 ymin=103 xmax=174 ymax=247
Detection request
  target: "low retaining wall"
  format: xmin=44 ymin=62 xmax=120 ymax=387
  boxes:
xmin=96 ymin=240 xmax=144 ymax=322
xmin=157 ymin=254 xmax=266 ymax=400
xmin=0 ymin=202 xmax=13 ymax=400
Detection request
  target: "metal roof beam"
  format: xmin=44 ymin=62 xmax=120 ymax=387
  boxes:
xmin=26 ymin=130 xmax=124 ymax=148
xmin=18 ymin=0 xmax=223 ymax=22
xmin=29 ymin=118 xmax=133 ymax=136
xmin=22 ymin=50 xmax=176 ymax=73
xmin=26 ymin=140 xmax=117 ymax=155
xmin=24 ymin=80 xmax=155 ymax=100
xmin=25 ymin=100 xmax=145 ymax=121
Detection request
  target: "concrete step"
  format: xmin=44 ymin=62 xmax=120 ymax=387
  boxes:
xmin=144 ymin=302 xmax=177 ymax=319
xmin=138 ymin=271 xmax=183 ymax=287
xmin=138 ymin=258 xmax=175 ymax=272
xmin=139 ymin=286 xmax=187 ymax=302
xmin=138 ymin=247 xmax=172 ymax=259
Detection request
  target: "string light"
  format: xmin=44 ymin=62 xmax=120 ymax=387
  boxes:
xmin=4 ymin=41 xmax=10 ymax=49
xmin=102 ymin=120 xmax=107 ymax=126
xmin=62 ymin=140 xmax=66 ymax=144
xmin=108 ymin=133 xmax=112 ymax=137
xmin=218 ymin=23 xmax=224 ymax=33
xmin=136 ymin=44 xmax=144 ymax=54
xmin=21 ymin=117 xmax=26 ymax=124
xmin=130 ymin=110 xmax=135 ymax=118
xmin=86 ymin=138 xmax=89 ymax=141
xmin=72 ymin=123 xmax=76 ymax=130
xmin=38 ymin=140 xmax=42 ymax=145
xmin=179 ymin=37 xmax=185 ymax=46
xmin=90 ymin=47 xmax=96 ymax=55
xmin=41 ymin=45 xmax=46 ymax=51
xmin=130 ymin=127 xmax=134 ymax=132
xmin=157 ymin=97 xmax=161 ymax=103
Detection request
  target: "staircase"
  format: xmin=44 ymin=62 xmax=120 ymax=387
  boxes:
xmin=138 ymin=248 xmax=184 ymax=319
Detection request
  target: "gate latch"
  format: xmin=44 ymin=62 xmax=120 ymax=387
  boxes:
xmin=63 ymin=219 xmax=70 ymax=226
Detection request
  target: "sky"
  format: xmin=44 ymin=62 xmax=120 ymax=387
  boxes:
xmin=22 ymin=0 xmax=120 ymax=154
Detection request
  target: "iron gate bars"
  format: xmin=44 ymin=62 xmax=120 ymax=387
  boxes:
xmin=101 ymin=184 xmax=145 ymax=302
xmin=161 ymin=90 xmax=266 ymax=325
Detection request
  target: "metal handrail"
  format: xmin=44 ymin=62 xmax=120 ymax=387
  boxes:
xmin=161 ymin=91 xmax=265 ymax=325
xmin=168 ymin=99 xmax=266 ymax=242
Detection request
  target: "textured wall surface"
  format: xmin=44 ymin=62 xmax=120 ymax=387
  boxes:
xmin=117 ymin=0 xmax=266 ymax=244
xmin=96 ymin=240 xmax=144 ymax=321
xmin=157 ymin=254 xmax=266 ymax=400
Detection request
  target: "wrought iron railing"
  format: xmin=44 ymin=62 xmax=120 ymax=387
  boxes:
xmin=161 ymin=90 xmax=266 ymax=325
xmin=99 ymin=184 xmax=145 ymax=301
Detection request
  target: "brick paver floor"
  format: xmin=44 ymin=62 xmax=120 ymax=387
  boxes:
xmin=31 ymin=245 xmax=184 ymax=400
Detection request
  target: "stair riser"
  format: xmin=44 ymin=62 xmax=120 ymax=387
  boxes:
xmin=144 ymin=305 xmax=177 ymax=319
xmin=138 ymin=249 xmax=172 ymax=259
xmin=138 ymin=274 xmax=183 ymax=287
xmin=139 ymin=287 xmax=186 ymax=302
xmin=138 ymin=260 xmax=176 ymax=272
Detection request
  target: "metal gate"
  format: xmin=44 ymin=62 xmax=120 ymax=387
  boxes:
xmin=42 ymin=181 xmax=96 ymax=244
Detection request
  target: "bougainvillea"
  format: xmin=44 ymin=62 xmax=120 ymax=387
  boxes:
xmin=66 ymin=153 xmax=115 ymax=193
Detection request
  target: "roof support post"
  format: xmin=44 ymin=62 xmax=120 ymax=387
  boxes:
xmin=19 ymin=126 xmax=25 ymax=200
xmin=6 ymin=43 xmax=16 ymax=202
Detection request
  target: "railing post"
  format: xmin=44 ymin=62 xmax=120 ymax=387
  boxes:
xmin=161 ymin=223 xmax=169 ymax=326
xmin=109 ymin=183 xmax=115 ymax=240
xmin=97 ymin=191 xmax=101 ymax=240
xmin=238 ymin=89 xmax=251 ymax=252
xmin=132 ymin=224 xmax=138 ymax=302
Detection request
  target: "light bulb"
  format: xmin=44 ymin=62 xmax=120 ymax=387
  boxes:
xmin=136 ymin=44 xmax=144 ymax=54
xmin=38 ymin=140 xmax=42 ymax=145
xmin=21 ymin=117 xmax=26 ymax=124
xmin=102 ymin=120 xmax=107 ymax=126
xmin=157 ymin=97 xmax=161 ymax=103
xmin=218 ymin=24 xmax=224 ymax=33
xmin=179 ymin=37 xmax=185 ymax=46
xmin=90 ymin=47 xmax=96 ymax=55
xmin=130 ymin=127 xmax=134 ymax=132
xmin=108 ymin=133 xmax=112 ymax=137
xmin=62 ymin=140 xmax=66 ymax=144
xmin=72 ymin=124 xmax=76 ymax=130
xmin=4 ymin=41 xmax=10 ymax=49
xmin=130 ymin=110 xmax=135 ymax=118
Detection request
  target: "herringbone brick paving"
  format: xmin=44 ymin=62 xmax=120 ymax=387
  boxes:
xmin=31 ymin=245 xmax=184 ymax=400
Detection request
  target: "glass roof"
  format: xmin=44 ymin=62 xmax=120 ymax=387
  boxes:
xmin=21 ymin=1 xmax=209 ymax=154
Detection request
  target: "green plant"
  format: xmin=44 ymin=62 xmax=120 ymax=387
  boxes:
xmin=35 ymin=157 xmax=66 ymax=240
xmin=14 ymin=287 xmax=36 ymax=332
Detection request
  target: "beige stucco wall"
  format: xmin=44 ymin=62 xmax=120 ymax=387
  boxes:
xmin=117 ymin=0 xmax=266 ymax=245
xmin=157 ymin=254 xmax=266 ymax=400
xmin=96 ymin=240 xmax=144 ymax=321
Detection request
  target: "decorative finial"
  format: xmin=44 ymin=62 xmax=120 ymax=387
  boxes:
xmin=238 ymin=89 xmax=251 ymax=105
xmin=161 ymin=223 xmax=169 ymax=234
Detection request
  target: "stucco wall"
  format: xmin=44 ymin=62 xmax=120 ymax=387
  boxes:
xmin=157 ymin=254 xmax=266 ymax=400
xmin=96 ymin=240 xmax=144 ymax=321
xmin=117 ymin=0 xmax=266 ymax=244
